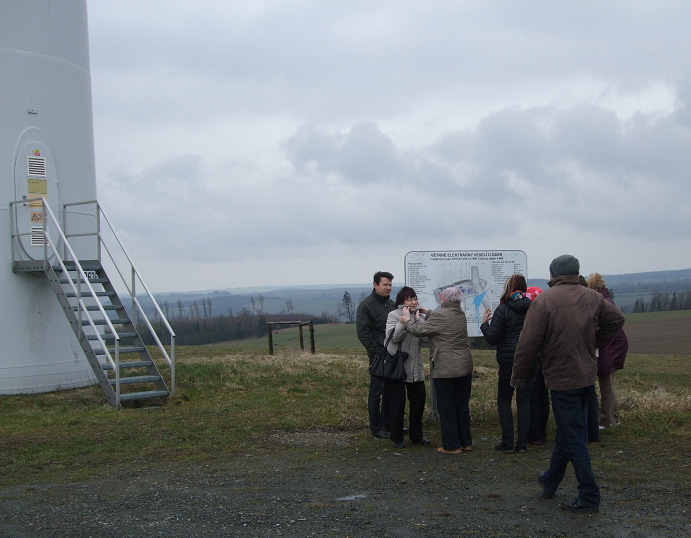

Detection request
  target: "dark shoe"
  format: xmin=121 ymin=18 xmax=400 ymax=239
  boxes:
xmin=515 ymin=447 xmax=527 ymax=454
xmin=412 ymin=437 xmax=431 ymax=446
xmin=560 ymin=497 xmax=599 ymax=513
xmin=392 ymin=441 xmax=405 ymax=449
xmin=537 ymin=471 xmax=555 ymax=499
xmin=403 ymin=427 xmax=410 ymax=435
xmin=495 ymin=443 xmax=514 ymax=454
xmin=373 ymin=429 xmax=390 ymax=439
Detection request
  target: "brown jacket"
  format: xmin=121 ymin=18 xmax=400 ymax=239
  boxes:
xmin=511 ymin=275 xmax=625 ymax=391
xmin=404 ymin=302 xmax=473 ymax=379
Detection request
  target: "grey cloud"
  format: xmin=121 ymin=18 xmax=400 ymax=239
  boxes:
xmin=104 ymin=154 xmax=205 ymax=205
xmin=286 ymin=121 xmax=402 ymax=184
xmin=103 ymin=95 xmax=691 ymax=268
xmin=90 ymin=2 xmax=691 ymax=122
xmin=431 ymin=98 xmax=691 ymax=203
xmin=283 ymin=124 xmax=342 ymax=173
xmin=100 ymin=154 xmax=208 ymax=244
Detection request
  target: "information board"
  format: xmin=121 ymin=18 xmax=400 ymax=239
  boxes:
xmin=404 ymin=250 xmax=527 ymax=337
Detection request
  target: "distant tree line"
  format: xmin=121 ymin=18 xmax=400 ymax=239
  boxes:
xmin=137 ymin=286 xmax=689 ymax=345
xmin=631 ymin=290 xmax=691 ymax=313
xmin=140 ymin=308 xmax=338 ymax=346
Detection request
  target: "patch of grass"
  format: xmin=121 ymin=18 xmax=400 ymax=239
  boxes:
xmin=0 ymin=344 xmax=688 ymax=486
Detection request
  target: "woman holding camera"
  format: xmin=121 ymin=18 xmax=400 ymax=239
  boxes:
xmin=384 ymin=286 xmax=431 ymax=449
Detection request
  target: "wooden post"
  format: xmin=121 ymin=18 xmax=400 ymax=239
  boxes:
xmin=309 ymin=321 xmax=315 ymax=353
xmin=265 ymin=320 xmax=315 ymax=354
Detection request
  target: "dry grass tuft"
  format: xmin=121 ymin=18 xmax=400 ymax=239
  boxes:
xmin=618 ymin=387 xmax=690 ymax=413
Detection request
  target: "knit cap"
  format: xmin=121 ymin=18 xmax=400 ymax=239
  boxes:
xmin=549 ymin=254 xmax=580 ymax=278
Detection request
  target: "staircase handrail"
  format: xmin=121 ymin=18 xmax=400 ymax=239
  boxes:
xmin=8 ymin=199 xmax=122 ymax=401
xmin=62 ymin=200 xmax=175 ymax=394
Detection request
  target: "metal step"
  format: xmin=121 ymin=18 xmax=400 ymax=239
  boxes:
xmin=66 ymin=291 xmax=116 ymax=298
xmin=108 ymin=346 xmax=146 ymax=354
xmin=101 ymin=360 xmax=154 ymax=370
xmin=72 ymin=304 xmax=123 ymax=311
xmin=94 ymin=346 xmax=146 ymax=355
xmin=109 ymin=375 xmax=161 ymax=386
xmin=118 ymin=390 xmax=169 ymax=402
xmin=81 ymin=318 xmax=130 ymax=326
xmin=55 ymin=263 xmax=102 ymax=272
xmin=87 ymin=332 xmax=137 ymax=341
xmin=60 ymin=277 xmax=108 ymax=284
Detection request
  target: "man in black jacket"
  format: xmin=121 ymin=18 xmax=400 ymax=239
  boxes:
xmin=356 ymin=271 xmax=395 ymax=438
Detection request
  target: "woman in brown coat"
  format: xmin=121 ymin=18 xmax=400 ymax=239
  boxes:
xmin=401 ymin=286 xmax=473 ymax=454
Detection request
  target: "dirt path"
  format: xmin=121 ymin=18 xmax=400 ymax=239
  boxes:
xmin=1 ymin=431 xmax=688 ymax=537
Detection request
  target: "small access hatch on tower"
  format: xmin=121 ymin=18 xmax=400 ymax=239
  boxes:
xmin=13 ymin=139 xmax=60 ymax=262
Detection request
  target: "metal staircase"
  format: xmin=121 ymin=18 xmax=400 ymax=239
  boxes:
xmin=9 ymin=198 xmax=175 ymax=408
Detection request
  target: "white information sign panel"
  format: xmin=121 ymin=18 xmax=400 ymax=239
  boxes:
xmin=404 ymin=250 xmax=527 ymax=337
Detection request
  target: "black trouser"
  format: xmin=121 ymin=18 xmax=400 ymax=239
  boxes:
xmin=368 ymin=373 xmax=390 ymax=434
xmin=528 ymin=365 xmax=550 ymax=443
xmin=543 ymin=387 xmax=600 ymax=507
xmin=497 ymin=363 xmax=534 ymax=450
xmin=434 ymin=375 xmax=473 ymax=450
xmin=385 ymin=380 xmax=426 ymax=443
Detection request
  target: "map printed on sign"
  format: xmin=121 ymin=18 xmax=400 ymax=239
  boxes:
xmin=404 ymin=250 xmax=528 ymax=337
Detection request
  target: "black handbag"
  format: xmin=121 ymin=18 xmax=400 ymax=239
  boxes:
xmin=369 ymin=328 xmax=408 ymax=381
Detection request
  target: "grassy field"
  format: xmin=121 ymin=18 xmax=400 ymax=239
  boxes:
xmin=622 ymin=309 xmax=691 ymax=354
xmin=253 ymin=309 xmax=691 ymax=355
xmin=234 ymin=322 xmax=364 ymax=353
xmin=1 ymin=308 xmax=689 ymax=487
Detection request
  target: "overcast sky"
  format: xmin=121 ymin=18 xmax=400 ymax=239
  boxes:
xmin=86 ymin=1 xmax=691 ymax=292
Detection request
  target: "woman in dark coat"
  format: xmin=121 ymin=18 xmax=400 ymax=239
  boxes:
xmin=587 ymin=273 xmax=628 ymax=428
xmin=481 ymin=274 xmax=536 ymax=453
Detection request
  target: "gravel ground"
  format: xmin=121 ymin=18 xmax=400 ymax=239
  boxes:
xmin=1 ymin=429 xmax=688 ymax=537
